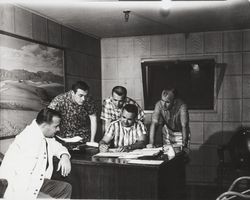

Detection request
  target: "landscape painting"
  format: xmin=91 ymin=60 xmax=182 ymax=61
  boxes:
xmin=0 ymin=34 xmax=64 ymax=139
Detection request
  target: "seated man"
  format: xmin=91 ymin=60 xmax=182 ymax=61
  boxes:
xmin=147 ymin=88 xmax=191 ymax=154
xmin=101 ymin=86 xmax=144 ymax=132
xmin=99 ymin=104 xmax=147 ymax=152
xmin=0 ymin=108 xmax=72 ymax=199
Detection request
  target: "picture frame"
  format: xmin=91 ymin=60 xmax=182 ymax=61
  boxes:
xmin=0 ymin=33 xmax=64 ymax=139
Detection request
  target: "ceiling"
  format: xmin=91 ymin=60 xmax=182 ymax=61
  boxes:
xmin=9 ymin=0 xmax=250 ymax=38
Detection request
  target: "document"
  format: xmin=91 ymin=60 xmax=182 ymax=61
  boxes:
xmin=56 ymin=135 xmax=83 ymax=143
xmin=127 ymin=159 xmax=163 ymax=165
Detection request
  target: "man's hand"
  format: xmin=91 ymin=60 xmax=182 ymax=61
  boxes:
xmin=117 ymin=146 xmax=130 ymax=152
xmin=57 ymin=154 xmax=71 ymax=177
xmin=146 ymin=144 xmax=155 ymax=148
xmin=99 ymin=143 xmax=109 ymax=152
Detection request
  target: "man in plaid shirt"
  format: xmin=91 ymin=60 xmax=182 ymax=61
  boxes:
xmin=101 ymin=86 xmax=144 ymax=132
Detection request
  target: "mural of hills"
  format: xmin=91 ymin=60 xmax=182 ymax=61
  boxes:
xmin=0 ymin=68 xmax=63 ymax=84
xmin=0 ymin=68 xmax=64 ymax=111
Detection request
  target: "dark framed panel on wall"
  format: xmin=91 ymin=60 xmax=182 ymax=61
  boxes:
xmin=0 ymin=33 xmax=64 ymax=139
xmin=141 ymin=57 xmax=220 ymax=111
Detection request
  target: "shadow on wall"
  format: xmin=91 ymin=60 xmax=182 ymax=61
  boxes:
xmin=190 ymin=126 xmax=250 ymax=189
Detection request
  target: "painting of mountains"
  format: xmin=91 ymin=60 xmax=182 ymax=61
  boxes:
xmin=0 ymin=34 xmax=64 ymax=138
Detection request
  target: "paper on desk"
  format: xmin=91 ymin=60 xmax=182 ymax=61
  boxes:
xmin=56 ymin=135 xmax=83 ymax=143
xmin=127 ymin=159 xmax=163 ymax=165
xmin=86 ymin=142 xmax=99 ymax=147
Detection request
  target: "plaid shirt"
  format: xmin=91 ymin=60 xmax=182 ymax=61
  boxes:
xmin=105 ymin=119 xmax=147 ymax=147
xmin=101 ymin=97 xmax=144 ymax=122
xmin=48 ymin=91 xmax=97 ymax=141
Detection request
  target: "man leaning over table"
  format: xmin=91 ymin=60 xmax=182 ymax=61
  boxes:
xmin=48 ymin=80 xmax=98 ymax=143
xmin=99 ymin=104 xmax=147 ymax=152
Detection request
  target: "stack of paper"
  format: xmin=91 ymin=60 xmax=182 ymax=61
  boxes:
xmin=127 ymin=159 xmax=163 ymax=165
xmin=56 ymin=135 xmax=83 ymax=143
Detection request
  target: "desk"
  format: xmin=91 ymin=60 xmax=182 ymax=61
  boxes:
xmin=53 ymin=149 xmax=186 ymax=199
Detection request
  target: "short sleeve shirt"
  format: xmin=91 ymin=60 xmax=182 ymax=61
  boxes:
xmin=152 ymin=99 xmax=190 ymax=146
xmin=105 ymin=120 xmax=147 ymax=148
xmin=48 ymin=91 xmax=97 ymax=140
xmin=101 ymin=97 xmax=144 ymax=122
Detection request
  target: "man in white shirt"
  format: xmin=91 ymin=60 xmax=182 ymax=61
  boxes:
xmin=0 ymin=108 xmax=72 ymax=199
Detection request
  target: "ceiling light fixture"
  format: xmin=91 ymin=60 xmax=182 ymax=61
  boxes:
xmin=123 ymin=10 xmax=131 ymax=22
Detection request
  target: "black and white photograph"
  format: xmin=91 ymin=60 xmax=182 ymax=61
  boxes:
xmin=0 ymin=0 xmax=250 ymax=199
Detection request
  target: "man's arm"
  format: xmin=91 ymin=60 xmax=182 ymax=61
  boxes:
xmin=180 ymin=104 xmax=190 ymax=150
xmin=99 ymin=135 xmax=113 ymax=152
xmin=89 ymin=114 xmax=97 ymax=142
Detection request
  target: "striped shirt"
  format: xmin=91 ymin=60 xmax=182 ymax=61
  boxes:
xmin=105 ymin=120 xmax=147 ymax=147
xmin=101 ymin=96 xmax=144 ymax=122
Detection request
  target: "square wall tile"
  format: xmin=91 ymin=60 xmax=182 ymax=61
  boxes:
xmin=101 ymin=38 xmax=118 ymax=58
xmin=134 ymin=78 xmax=143 ymax=100
xmin=203 ymin=166 xmax=218 ymax=183
xmin=243 ymin=52 xmax=250 ymax=74
xmin=150 ymin=34 xmax=168 ymax=56
xmin=102 ymin=58 xmax=117 ymax=79
xmin=223 ymin=31 xmax=242 ymax=52
xmin=204 ymin=99 xmax=223 ymax=122
xmin=243 ymin=75 xmax=250 ymax=98
xmin=243 ymin=30 xmax=250 ymax=51
xmin=186 ymin=165 xmax=204 ymax=183
xmin=223 ymin=53 xmax=242 ymax=75
xmin=203 ymin=122 xmax=223 ymax=145
xmin=222 ymin=122 xmax=241 ymax=144
xmin=117 ymin=37 xmax=134 ymax=58
xmin=189 ymin=144 xmax=204 ymax=165
xmin=204 ymin=31 xmax=222 ymax=53
xmin=0 ymin=4 xmax=14 ymax=33
xmin=133 ymin=36 xmax=150 ymax=57
xmin=102 ymin=79 xmax=118 ymax=100
xmin=14 ymin=7 xmax=32 ymax=38
xmin=242 ymin=99 xmax=250 ymax=122
xmin=189 ymin=122 xmax=203 ymax=144
xmin=223 ymin=99 xmax=242 ymax=122
xmin=48 ymin=20 xmax=62 ymax=46
xmin=118 ymin=58 xmax=135 ymax=79
xmin=118 ymin=79 xmax=135 ymax=98
xmin=223 ymin=75 xmax=242 ymax=98
xmin=186 ymin=32 xmax=204 ymax=54
xmin=189 ymin=113 xmax=204 ymax=122
xmin=32 ymin=14 xmax=48 ymax=43
xmin=202 ymin=145 xmax=219 ymax=166
xmin=168 ymin=33 xmax=185 ymax=55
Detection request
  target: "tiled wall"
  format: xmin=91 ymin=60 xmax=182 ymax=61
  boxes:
xmin=0 ymin=4 xmax=102 ymax=153
xmin=101 ymin=29 xmax=250 ymax=184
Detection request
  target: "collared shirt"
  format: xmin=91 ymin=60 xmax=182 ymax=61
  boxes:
xmin=152 ymin=99 xmax=190 ymax=147
xmin=0 ymin=120 xmax=70 ymax=199
xmin=48 ymin=91 xmax=97 ymax=140
xmin=105 ymin=120 xmax=147 ymax=147
xmin=101 ymin=96 xmax=144 ymax=122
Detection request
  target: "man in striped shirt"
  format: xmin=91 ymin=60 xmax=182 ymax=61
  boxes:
xmin=101 ymin=86 xmax=144 ymax=133
xmin=99 ymin=104 xmax=147 ymax=152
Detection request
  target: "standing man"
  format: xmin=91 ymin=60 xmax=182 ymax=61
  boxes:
xmin=48 ymin=81 xmax=98 ymax=143
xmin=99 ymin=104 xmax=147 ymax=152
xmin=101 ymin=86 xmax=144 ymax=132
xmin=147 ymin=88 xmax=191 ymax=153
xmin=0 ymin=108 xmax=72 ymax=199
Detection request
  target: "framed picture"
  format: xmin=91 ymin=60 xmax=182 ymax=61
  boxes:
xmin=0 ymin=33 xmax=64 ymax=139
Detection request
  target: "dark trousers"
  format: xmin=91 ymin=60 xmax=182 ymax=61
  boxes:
xmin=38 ymin=179 xmax=72 ymax=199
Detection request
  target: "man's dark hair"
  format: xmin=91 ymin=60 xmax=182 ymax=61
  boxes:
xmin=72 ymin=81 xmax=89 ymax=93
xmin=36 ymin=108 xmax=61 ymax=125
xmin=112 ymin=86 xmax=127 ymax=97
xmin=123 ymin=104 xmax=138 ymax=118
